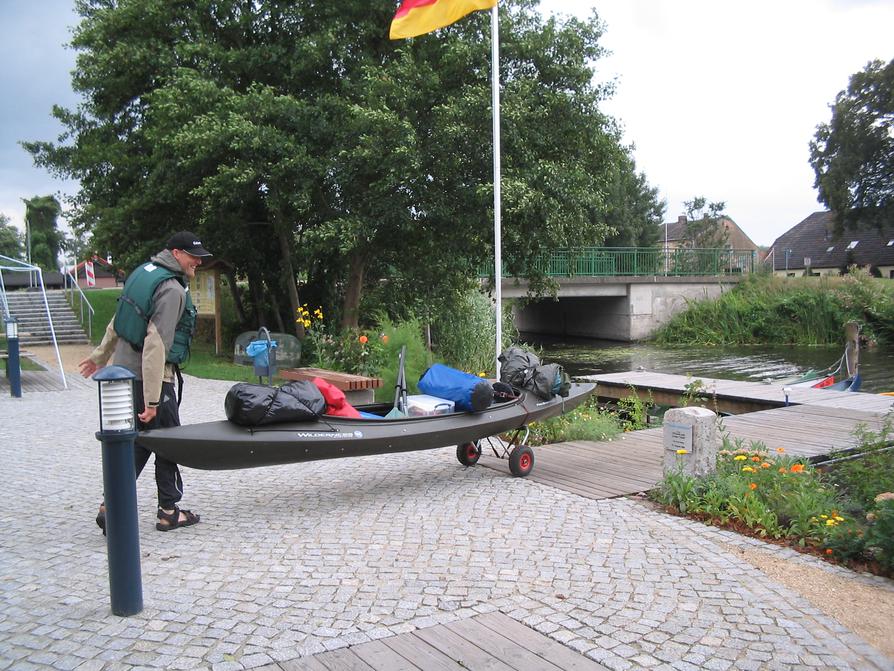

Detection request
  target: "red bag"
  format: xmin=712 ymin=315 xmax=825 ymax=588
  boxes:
xmin=312 ymin=377 xmax=362 ymax=418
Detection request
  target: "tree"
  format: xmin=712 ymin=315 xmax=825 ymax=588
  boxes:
xmin=22 ymin=195 xmax=62 ymax=270
xmin=25 ymin=0 xmax=634 ymax=333
xmin=809 ymin=58 xmax=894 ymax=231
xmin=602 ymin=155 xmax=666 ymax=247
xmin=0 ymin=214 xmax=25 ymax=260
xmin=682 ymin=197 xmax=729 ymax=249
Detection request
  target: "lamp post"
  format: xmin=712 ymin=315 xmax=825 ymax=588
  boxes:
xmin=93 ymin=365 xmax=143 ymax=616
xmin=5 ymin=317 xmax=21 ymax=398
xmin=783 ymin=386 xmax=792 ymax=407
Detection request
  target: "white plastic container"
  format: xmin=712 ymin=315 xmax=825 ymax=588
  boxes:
xmin=406 ymin=394 xmax=455 ymax=417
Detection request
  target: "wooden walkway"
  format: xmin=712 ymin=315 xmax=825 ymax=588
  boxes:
xmin=481 ymin=372 xmax=893 ymax=501
xmin=283 ymin=612 xmax=606 ymax=671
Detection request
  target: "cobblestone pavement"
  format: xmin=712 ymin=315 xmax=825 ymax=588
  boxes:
xmin=1 ymin=376 xmax=892 ymax=671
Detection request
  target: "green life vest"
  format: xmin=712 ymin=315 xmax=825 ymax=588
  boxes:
xmin=113 ymin=261 xmax=197 ymax=365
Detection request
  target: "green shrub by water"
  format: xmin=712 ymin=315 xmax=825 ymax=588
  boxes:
xmin=654 ymin=272 xmax=894 ymax=346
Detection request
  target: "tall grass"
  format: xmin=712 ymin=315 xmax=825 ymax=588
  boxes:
xmin=655 ymin=272 xmax=894 ymax=346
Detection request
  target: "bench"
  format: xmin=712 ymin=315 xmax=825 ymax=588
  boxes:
xmin=280 ymin=367 xmax=383 ymax=405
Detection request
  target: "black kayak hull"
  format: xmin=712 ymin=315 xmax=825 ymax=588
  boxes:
xmin=138 ymin=383 xmax=595 ymax=470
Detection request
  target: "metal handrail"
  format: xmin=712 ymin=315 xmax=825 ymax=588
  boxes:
xmin=483 ymin=247 xmax=757 ymax=278
xmin=63 ymin=270 xmax=95 ymax=340
xmin=0 ymin=269 xmax=8 ymax=320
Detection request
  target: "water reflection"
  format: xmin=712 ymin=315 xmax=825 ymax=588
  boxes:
xmin=529 ymin=336 xmax=893 ymax=394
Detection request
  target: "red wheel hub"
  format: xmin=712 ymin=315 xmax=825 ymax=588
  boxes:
xmin=467 ymin=444 xmax=478 ymax=459
xmin=520 ymin=453 xmax=531 ymax=470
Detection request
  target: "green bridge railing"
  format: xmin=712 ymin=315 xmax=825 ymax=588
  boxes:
xmin=488 ymin=247 xmax=756 ymax=278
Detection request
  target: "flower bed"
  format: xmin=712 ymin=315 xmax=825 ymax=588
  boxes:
xmin=652 ymin=438 xmax=894 ymax=577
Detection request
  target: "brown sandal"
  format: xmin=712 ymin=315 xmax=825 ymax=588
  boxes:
xmin=156 ymin=506 xmax=200 ymax=532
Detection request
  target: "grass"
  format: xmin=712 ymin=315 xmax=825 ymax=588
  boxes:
xmin=654 ymin=271 xmax=894 ymax=346
xmin=527 ymin=397 xmax=622 ymax=446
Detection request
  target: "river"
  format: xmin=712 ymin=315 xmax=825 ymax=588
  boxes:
xmin=531 ymin=337 xmax=894 ymax=394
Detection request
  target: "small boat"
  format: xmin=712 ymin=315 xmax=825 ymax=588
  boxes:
xmin=825 ymin=372 xmax=861 ymax=392
xmin=779 ymin=321 xmax=862 ymax=392
xmin=138 ymin=382 xmax=595 ymax=476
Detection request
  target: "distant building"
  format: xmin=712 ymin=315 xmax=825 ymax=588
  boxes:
xmin=767 ymin=211 xmax=894 ymax=278
xmin=68 ymin=256 xmax=124 ymax=289
xmin=660 ymin=215 xmax=760 ymax=252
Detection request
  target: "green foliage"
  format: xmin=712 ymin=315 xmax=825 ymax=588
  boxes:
xmin=0 ymin=214 xmax=24 ymax=260
xmin=24 ymin=0 xmax=661 ymax=330
xmin=809 ymin=58 xmax=894 ymax=231
xmin=824 ymin=413 xmax=894 ymax=511
xmin=681 ymin=197 xmax=729 ymax=249
xmin=652 ymin=431 xmax=894 ymax=576
xmin=82 ymin=288 xmax=121 ymax=343
xmin=430 ymin=288 xmax=515 ymax=376
xmin=373 ymin=317 xmax=433 ymax=403
xmin=654 ymin=272 xmax=894 ymax=346
xmin=616 ymin=387 xmax=650 ymax=431
xmin=527 ymin=397 xmax=620 ymax=446
xmin=22 ymin=196 xmax=62 ymax=270
xmin=602 ymin=156 xmax=665 ymax=247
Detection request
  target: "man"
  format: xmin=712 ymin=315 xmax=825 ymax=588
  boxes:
xmin=79 ymin=232 xmax=211 ymax=532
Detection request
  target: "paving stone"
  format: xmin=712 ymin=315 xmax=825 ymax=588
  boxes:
xmin=1 ymin=375 xmax=890 ymax=671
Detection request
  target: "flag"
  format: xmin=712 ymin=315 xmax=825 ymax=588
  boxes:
xmin=389 ymin=0 xmax=496 ymax=40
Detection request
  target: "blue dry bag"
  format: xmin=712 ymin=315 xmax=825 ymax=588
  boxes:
xmin=246 ymin=339 xmax=277 ymax=368
xmin=418 ymin=364 xmax=493 ymax=412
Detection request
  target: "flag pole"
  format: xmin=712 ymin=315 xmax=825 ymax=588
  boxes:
xmin=491 ymin=4 xmax=502 ymax=376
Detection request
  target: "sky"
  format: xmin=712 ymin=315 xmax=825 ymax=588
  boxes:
xmin=1 ymin=1 xmax=892 ymax=248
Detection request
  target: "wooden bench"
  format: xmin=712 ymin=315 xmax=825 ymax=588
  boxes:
xmin=280 ymin=367 xmax=383 ymax=405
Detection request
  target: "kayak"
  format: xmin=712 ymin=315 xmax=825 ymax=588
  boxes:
xmin=138 ymin=382 xmax=596 ymax=474
xmin=825 ymin=373 xmax=861 ymax=392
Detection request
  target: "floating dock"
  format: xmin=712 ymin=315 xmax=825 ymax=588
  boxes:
xmin=481 ymin=371 xmax=893 ymax=500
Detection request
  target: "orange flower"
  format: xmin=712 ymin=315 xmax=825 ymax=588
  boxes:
xmin=760 ymin=462 xmax=771 ymax=469
xmin=778 ymin=467 xmax=787 ymax=474
xmin=776 ymin=447 xmax=785 ymax=453
xmin=380 ymin=334 xmax=389 ymax=344
xmin=790 ymin=463 xmax=805 ymax=473
xmin=358 ymin=335 xmax=368 ymax=344
xmin=825 ymin=549 xmax=834 ymax=555
xmin=749 ymin=482 xmax=758 ymax=491
xmin=751 ymin=456 xmax=761 ymax=462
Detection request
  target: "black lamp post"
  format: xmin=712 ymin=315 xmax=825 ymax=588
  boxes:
xmin=93 ymin=365 xmax=143 ymax=616
xmin=5 ymin=317 xmax=21 ymax=398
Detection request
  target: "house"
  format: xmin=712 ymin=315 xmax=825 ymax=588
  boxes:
xmin=659 ymin=215 xmax=760 ymax=252
xmin=767 ymin=211 xmax=894 ymax=278
xmin=68 ymin=256 xmax=124 ymax=289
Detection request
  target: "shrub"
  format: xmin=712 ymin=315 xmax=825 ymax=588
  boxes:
xmin=527 ymin=397 xmax=621 ymax=446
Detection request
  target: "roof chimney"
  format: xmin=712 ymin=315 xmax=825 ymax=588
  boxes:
xmin=677 ymin=215 xmax=687 ymax=225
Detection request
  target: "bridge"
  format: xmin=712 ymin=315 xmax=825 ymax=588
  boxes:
xmin=491 ymin=247 xmax=756 ymax=341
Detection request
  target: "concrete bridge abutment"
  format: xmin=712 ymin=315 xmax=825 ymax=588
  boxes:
xmin=510 ymin=276 xmax=739 ymax=341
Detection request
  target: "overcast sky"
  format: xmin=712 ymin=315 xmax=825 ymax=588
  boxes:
xmin=1 ymin=1 xmax=892 ymax=247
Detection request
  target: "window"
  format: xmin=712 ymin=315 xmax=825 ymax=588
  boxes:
xmin=826 ymin=246 xmax=835 ymax=253
xmin=847 ymin=240 xmax=859 ymax=250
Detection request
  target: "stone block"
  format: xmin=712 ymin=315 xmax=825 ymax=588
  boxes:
xmin=663 ymin=406 xmax=719 ymax=477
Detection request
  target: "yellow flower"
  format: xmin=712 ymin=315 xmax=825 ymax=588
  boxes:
xmin=833 ymin=516 xmax=844 ymax=522
xmin=676 ymin=449 xmax=689 ymax=455
xmin=742 ymin=466 xmax=755 ymax=473
xmin=825 ymin=519 xmax=836 ymax=526
xmin=734 ymin=455 xmax=747 ymax=461
xmin=820 ymin=514 xmax=828 ymax=519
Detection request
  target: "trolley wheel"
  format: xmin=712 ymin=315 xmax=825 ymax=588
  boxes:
xmin=509 ymin=445 xmax=535 ymax=477
xmin=457 ymin=442 xmax=481 ymax=466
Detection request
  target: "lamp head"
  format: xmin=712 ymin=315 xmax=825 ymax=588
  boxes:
xmin=93 ymin=366 xmax=137 ymax=433
xmin=4 ymin=317 xmax=17 ymax=339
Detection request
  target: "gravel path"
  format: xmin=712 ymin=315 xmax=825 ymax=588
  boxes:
xmin=1 ymin=374 xmax=892 ymax=671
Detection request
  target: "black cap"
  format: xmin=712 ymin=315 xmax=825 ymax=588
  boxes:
xmin=166 ymin=231 xmax=213 ymax=257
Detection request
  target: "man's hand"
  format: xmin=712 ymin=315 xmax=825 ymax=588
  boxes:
xmin=138 ymin=405 xmax=158 ymax=424
xmin=78 ymin=358 xmax=101 ymax=378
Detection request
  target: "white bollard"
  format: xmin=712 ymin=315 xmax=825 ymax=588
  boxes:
xmin=663 ymin=406 xmax=719 ymax=477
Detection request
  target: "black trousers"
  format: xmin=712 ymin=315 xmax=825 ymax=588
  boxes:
xmin=133 ymin=381 xmax=183 ymax=509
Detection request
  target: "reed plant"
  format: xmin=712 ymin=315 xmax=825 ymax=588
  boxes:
xmin=654 ymin=271 xmax=894 ymax=345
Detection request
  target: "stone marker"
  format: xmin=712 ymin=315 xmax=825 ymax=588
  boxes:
xmin=663 ymin=406 xmax=718 ymax=477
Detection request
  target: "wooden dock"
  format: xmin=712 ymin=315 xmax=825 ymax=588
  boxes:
xmin=481 ymin=372 xmax=893 ymax=501
xmin=283 ymin=612 xmax=607 ymax=671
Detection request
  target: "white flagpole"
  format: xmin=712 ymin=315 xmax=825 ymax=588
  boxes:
xmin=491 ymin=4 xmax=502 ymax=376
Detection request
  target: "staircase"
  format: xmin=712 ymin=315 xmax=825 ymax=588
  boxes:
xmin=5 ymin=290 xmax=90 ymax=346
